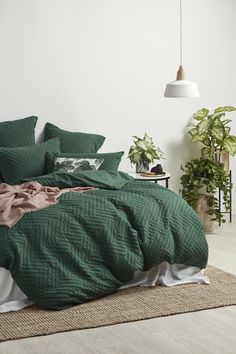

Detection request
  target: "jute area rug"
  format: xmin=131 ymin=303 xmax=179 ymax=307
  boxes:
xmin=1 ymin=265 xmax=236 ymax=342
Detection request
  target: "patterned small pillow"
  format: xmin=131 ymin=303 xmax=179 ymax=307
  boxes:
xmin=54 ymin=157 xmax=104 ymax=173
xmin=46 ymin=151 xmax=124 ymax=173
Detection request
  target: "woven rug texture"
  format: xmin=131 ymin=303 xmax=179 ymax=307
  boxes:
xmin=0 ymin=266 xmax=236 ymax=342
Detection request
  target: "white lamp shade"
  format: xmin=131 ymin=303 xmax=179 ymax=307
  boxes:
xmin=164 ymin=79 xmax=199 ymax=98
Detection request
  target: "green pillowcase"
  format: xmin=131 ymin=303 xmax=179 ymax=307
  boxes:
xmin=47 ymin=152 xmax=124 ymax=173
xmin=0 ymin=116 xmax=38 ymax=147
xmin=44 ymin=122 xmax=105 ymax=153
xmin=0 ymin=116 xmax=38 ymax=183
xmin=0 ymin=138 xmax=60 ymax=184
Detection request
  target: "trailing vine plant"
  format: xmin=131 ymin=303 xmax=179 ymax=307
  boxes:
xmin=181 ymin=157 xmax=232 ymax=224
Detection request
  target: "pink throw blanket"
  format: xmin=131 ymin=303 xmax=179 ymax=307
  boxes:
xmin=0 ymin=182 xmax=96 ymax=228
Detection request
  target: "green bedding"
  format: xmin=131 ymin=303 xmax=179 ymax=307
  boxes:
xmin=0 ymin=171 xmax=208 ymax=309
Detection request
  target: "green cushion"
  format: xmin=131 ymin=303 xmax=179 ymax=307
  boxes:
xmin=47 ymin=151 xmax=124 ymax=173
xmin=0 ymin=116 xmax=38 ymax=147
xmin=44 ymin=122 xmax=105 ymax=153
xmin=0 ymin=116 xmax=38 ymax=183
xmin=0 ymin=138 xmax=60 ymax=184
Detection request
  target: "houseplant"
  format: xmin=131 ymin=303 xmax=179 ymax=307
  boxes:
xmin=180 ymin=105 xmax=235 ymax=230
xmin=128 ymin=133 xmax=164 ymax=173
xmin=181 ymin=157 xmax=232 ymax=227
xmin=188 ymin=106 xmax=236 ymax=163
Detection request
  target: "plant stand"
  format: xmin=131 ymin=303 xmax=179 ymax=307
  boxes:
xmin=218 ymin=170 xmax=232 ymax=225
xmin=196 ymin=170 xmax=232 ymax=232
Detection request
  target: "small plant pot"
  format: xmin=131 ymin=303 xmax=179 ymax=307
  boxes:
xmin=136 ymin=161 xmax=149 ymax=173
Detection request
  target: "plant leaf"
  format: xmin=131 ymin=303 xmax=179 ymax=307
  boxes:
xmin=222 ymin=119 xmax=232 ymax=126
xmin=197 ymin=119 xmax=209 ymax=134
xmin=211 ymin=112 xmax=225 ymax=120
xmin=135 ymin=140 xmax=148 ymax=151
xmin=223 ymin=136 xmax=236 ymax=156
xmin=129 ymin=151 xmax=142 ymax=164
xmin=193 ymin=108 xmax=209 ymax=120
xmin=145 ymin=151 xmax=154 ymax=162
xmin=191 ymin=134 xmax=205 ymax=143
xmin=201 ymin=147 xmax=215 ymax=158
xmin=188 ymin=127 xmax=198 ymax=137
xmin=143 ymin=133 xmax=152 ymax=145
xmin=214 ymin=106 xmax=236 ymax=113
xmin=211 ymin=126 xmax=224 ymax=140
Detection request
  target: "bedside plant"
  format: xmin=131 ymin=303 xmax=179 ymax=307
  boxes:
xmin=188 ymin=106 xmax=236 ymax=160
xmin=180 ymin=105 xmax=235 ymax=231
xmin=128 ymin=133 xmax=164 ymax=173
xmin=181 ymin=157 xmax=232 ymax=225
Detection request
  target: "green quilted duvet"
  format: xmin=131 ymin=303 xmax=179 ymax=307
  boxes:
xmin=0 ymin=171 xmax=208 ymax=309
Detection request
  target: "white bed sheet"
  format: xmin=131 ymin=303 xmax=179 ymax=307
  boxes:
xmin=0 ymin=263 xmax=209 ymax=313
xmin=119 ymin=262 xmax=210 ymax=289
xmin=0 ymin=268 xmax=33 ymax=313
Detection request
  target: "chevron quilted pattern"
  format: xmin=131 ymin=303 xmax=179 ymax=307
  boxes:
xmin=0 ymin=138 xmax=60 ymax=184
xmin=0 ymin=171 xmax=208 ymax=310
xmin=0 ymin=116 xmax=37 ymax=147
xmin=0 ymin=116 xmax=38 ymax=183
xmin=44 ymin=122 xmax=105 ymax=153
xmin=46 ymin=151 xmax=124 ymax=173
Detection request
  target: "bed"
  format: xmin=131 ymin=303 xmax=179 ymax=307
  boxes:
xmin=0 ymin=117 xmax=209 ymax=313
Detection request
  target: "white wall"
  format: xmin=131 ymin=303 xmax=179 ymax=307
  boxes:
xmin=0 ymin=0 xmax=236 ymax=213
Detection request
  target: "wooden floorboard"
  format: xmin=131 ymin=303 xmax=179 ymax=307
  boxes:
xmin=0 ymin=220 xmax=236 ymax=354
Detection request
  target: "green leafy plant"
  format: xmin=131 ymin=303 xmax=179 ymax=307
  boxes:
xmin=128 ymin=133 xmax=164 ymax=165
xmin=188 ymin=106 xmax=236 ymax=157
xmin=181 ymin=157 xmax=232 ymax=224
xmin=181 ymin=105 xmax=235 ymax=226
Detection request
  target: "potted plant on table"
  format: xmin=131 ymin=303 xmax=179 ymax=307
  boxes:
xmin=180 ymin=106 xmax=236 ymax=231
xmin=128 ymin=133 xmax=164 ymax=173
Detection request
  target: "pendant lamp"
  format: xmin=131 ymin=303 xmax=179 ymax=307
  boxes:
xmin=164 ymin=0 xmax=199 ymax=98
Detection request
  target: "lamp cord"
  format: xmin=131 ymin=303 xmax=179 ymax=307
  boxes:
xmin=180 ymin=0 xmax=183 ymax=65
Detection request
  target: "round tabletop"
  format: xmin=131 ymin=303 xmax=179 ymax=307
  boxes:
xmin=128 ymin=172 xmax=171 ymax=181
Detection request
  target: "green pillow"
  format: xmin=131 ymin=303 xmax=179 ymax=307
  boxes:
xmin=0 ymin=116 xmax=38 ymax=147
xmin=47 ymin=151 xmax=124 ymax=173
xmin=0 ymin=138 xmax=60 ymax=184
xmin=44 ymin=122 xmax=105 ymax=153
xmin=0 ymin=116 xmax=38 ymax=183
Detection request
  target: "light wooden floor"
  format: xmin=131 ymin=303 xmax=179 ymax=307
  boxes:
xmin=0 ymin=220 xmax=236 ymax=354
